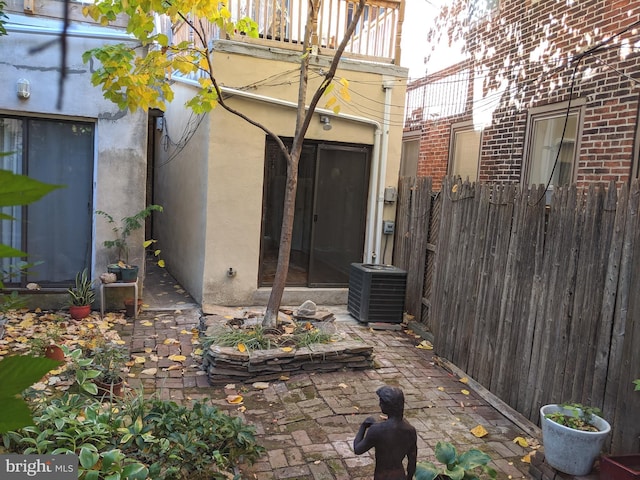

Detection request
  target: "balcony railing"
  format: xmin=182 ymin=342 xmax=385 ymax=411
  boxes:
xmin=163 ymin=0 xmax=404 ymax=64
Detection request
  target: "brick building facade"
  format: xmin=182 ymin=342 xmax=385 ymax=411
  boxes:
xmin=403 ymin=0 xmax=640 ymax=192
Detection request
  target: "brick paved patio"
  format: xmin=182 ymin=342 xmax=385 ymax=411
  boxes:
xmin=116 ymin=300 xmax=536 ymax=480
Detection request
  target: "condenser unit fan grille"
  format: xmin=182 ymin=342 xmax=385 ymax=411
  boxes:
xmin=348 ymin=263 xmax=407 ymax=323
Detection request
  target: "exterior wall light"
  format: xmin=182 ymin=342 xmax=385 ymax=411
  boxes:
xmin=17 ymin=79 xmax=31 ymax=99
xmin=320 ymin=115 xmax=332 ymax=131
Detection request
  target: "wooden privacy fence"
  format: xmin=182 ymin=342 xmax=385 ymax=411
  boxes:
xmin=394 ymin=176 xmax=640 ymax=454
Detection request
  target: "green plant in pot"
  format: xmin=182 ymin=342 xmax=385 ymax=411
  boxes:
xmin=88 ymin=340 xmax=129 ymax=398
xmin=96 ymin=204 xmax=163 ymax=282
xmin=67 ymin=268 xmax=95 ymax=320
xmin=414 ymin=441 xmax=496 ymax=480
xmin=540 ymin=403 xmax=611 ymax=476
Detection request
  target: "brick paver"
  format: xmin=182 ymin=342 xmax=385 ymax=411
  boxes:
xmin=118 ymin=306 xmax=536 ymax=480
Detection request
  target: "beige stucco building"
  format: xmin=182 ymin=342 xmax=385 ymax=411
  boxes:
xmin=153 ymin=25 xmax=408 ymax=309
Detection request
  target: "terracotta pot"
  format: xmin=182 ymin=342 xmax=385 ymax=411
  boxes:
xmin=69 ymin=304 xmax=91 ymax=320
xmin=44 ymin=344 xmax=65 ymax=361
xmin=601 ymin=455 xmax=640 ymax=480
xmin=94 ymin=378 xmax=125 ymax=398
xmin=124 ymin=298 xmax=143 ymax=317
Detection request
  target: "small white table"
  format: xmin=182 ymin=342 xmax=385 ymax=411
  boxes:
xmin=100 ymin=279 xmax=139 ymax=319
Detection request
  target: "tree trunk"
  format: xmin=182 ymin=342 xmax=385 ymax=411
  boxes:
xmin=262 ymin=0 xmax=367 ymax=327
xmin=264 ymin=158 xmax=300 ymax=327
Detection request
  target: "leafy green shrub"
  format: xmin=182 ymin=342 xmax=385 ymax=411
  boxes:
xmin=415 ymin=441 xmax=496 ymax=480
xmin=2 ymin=391 xmax=264 ymax=480
xmin=544 ymin=403 xmax=603 ymax=432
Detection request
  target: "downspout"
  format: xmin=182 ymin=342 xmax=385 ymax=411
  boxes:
xmin=374 ymin=81 xmax=394 ymax=264
xmin=182 ymin=82 xmax=384 ymax=264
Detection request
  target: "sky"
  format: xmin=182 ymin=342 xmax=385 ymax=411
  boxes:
xmin=400 ymin=0 xmax=434 ymax=80
xmin=400 ymin=0 xmax=466 ymax=81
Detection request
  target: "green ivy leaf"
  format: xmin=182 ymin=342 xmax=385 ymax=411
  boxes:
xmin=0 ymin=170 xmax=62 ymax=207
xmin=122 ymin=463 xmax=149 ymax=480
xmin=0 ymin=355 xmax=61 ymax=432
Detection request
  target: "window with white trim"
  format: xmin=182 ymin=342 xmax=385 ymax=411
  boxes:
xmin=525 ymin=107 xmax=581 ymax=188
xmin=400 ymin=137 xmax=419 ymax=178
xmin=449 ymin=123 xmax=481 ymax=181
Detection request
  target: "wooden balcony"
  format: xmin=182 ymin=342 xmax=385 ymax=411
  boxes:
xmin=164 ymin=0 xmax=404 ymax=65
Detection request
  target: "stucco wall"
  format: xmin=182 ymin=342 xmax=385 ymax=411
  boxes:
xmin=0 ymin=14 xmax=149 ymax=306
xmin=152 ymin=87 xmax=209 ymax=304
xmin=158 ymin=41 xmax=408 ymax=307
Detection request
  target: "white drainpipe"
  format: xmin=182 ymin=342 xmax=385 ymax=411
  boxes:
xmin=373 ymin=81 xmax=394 ymax=264
xmin=181 ymin=82 xmax=385 ymax=264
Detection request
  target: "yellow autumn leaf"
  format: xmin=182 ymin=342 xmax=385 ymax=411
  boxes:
xmin=86 ymin=323 xmax=95 ymax=329
xmin=252 ymin=382 xmax=269 ymax=390
xmin=141 ymin=368 xmax=158 ymax=375
xmin=168 ymin=354 xmax=187 ymax=362
xmin=193 ymin=348 xmax=203 ymax=355
xmin=18 ymin=318 xmax=33 ymax=328
xmin=459 ymin=377 xmax=469 ymax=384
xmin=521 ymin=453 xmax=531 ymax=463
xmin=180 ymin=329 xmax=190 ymax=334
xmin=280 ymin=347 xmax=293 ymax=352
xmin=452 ymin=184 xmax=459 ymax=193
xmin=279 ymin=375 xmax=290 ymax=381
xmin=416 ymin=340 xmax=433 ymax=350
xmin=470 ymin=425 xmax=488 ymax=438
xmin=513 ymin=436 xmax=529 ymax=448
xmin=163 ymin=338 xmax=180 ymax=345
xmin=226 ymin=394 xmax=244 ymax=404
xmin=224 ymin=315 xmax=233 ymax=319
xmin=461 ymin=389 xmax=470 ymax=395
xmin=133 ymin=356 xmax=146 ymax=364
xmin=140 ymin=321 xmax=153 ymax=326
xmin=437 ymin=387 xmax=445 ymax=392
xmin=113 ymin=340 xmax=126 ymax=345
xmin=165 ymin=365 xmax=182 ymax=371
xmin=157 ymin=259 xmax=165 ymax=268
xmin=339 ymin=77 xmax=349 ymax=88
xmin=237 ymin=405 xmax=247 ymax=413
xmin=144 ymin=348 xmax=153 ymax=353
xmin=237 ymin=343 xmax=247 ymax=353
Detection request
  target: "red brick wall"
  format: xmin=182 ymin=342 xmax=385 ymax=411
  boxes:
xmin=406 ymin=0 xmax=640 ymax=190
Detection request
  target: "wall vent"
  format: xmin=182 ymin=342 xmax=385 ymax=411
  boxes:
xmin=347 ymin=263 xmax=407 ymax=323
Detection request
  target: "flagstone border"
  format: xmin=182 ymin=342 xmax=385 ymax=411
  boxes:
xmin=202 ymin=341 xmax=374 ymax=384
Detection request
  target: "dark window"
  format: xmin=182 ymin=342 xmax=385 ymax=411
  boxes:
xmin=0 ymin=116 xmax=94 ymax=286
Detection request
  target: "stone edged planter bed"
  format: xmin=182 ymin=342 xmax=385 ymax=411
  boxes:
xmin=202 ymin=340 xmax=374 ymax=384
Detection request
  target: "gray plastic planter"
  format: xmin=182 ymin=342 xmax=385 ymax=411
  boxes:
xmin=540 ymin=404 xmax=611 ymax=476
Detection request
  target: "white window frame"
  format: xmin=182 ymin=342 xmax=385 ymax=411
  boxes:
xmin=448 ymin=121 xmax=481 ymax=182
xmin=522 ymin=100 xmax=585 ymax=189
xmin=400 ymin=132 xmax=420 ymax=178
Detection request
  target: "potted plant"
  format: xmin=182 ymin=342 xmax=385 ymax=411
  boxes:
xmin=414 ymin=441 xmax=496 ymax=480
xmin=96 ymin=204 xmax=163 ymax=282
xmin=540 ymin=403 xmax=611 ymax=476
xmin=67 ymin=268 xmax=95 ymax=320
xmin=88 ymin=340 xmax=129 ymax=397
xmin=28 ymin=327 xmax=65 ymax=361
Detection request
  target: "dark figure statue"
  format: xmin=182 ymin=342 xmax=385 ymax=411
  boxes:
xmin=353 ymin=386 xmax=417 ymax=480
